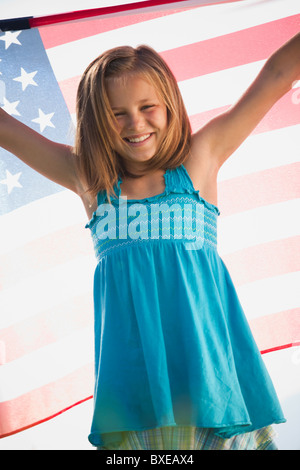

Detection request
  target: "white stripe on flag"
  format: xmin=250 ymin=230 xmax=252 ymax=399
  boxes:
xmin=218 ymin=199 xmax=300 ymax=255
xmin=0 ymin=191 xmax=87 ymax=256
xmin=0 ymin=326 xmax=94 ymax=403
xmin=0 ymin=255 xmax=95 ymax=329
xmin=237 ymin=271 xmax=300 ymax=320
xmin=218 ymin=124 xmax=300 ymax=181
xmin=179 ymin=60 xmax=266 ymax=115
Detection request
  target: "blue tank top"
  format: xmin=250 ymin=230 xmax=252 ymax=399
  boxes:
xmin=85 ymin=164 xmax=285 ymax=448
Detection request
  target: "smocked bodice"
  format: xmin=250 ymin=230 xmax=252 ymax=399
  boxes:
xmin=86 ymin=164 xmax=220 ymax=261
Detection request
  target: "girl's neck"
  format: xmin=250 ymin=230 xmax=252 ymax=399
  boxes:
xmin=120 ymin=169 xmax=166 ymax=200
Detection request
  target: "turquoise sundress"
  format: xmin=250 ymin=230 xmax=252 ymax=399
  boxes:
xmin=85 ymin=164 xmax=285 ymax=448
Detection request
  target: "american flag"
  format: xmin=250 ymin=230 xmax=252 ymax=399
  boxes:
xmin=0 ymin=0 xmax=299 ymax=441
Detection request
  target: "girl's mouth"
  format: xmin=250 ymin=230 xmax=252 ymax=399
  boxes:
xmin=124 ymin=133 xmax=152 ymax=144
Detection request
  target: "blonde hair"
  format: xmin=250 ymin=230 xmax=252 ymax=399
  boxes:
xmin=74 ymin=45 xmax=191 ymax=199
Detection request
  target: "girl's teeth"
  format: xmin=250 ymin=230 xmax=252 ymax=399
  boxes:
xmin=127 ymin=134 xmax=150 ymax=143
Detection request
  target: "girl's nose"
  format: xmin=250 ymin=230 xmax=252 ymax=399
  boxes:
xmin=127 ymin=111 xmax=144 ymax=131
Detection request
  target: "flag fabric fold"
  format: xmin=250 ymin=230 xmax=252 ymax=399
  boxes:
xmin=0 ymin=0 xmax=299 ymax=439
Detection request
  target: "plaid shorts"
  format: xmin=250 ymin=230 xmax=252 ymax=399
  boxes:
xmin=97 ymin=425 xmax=277 ymax=450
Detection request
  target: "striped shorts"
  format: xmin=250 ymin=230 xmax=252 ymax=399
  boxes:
xmin=97 ymin=425 xmax=277 ymax=450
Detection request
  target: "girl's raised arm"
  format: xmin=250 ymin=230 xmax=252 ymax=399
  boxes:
xmin=190 ymin=32 xmax=300 ymax=173
xmin=0 ymin=107 xmax=81 ymax=194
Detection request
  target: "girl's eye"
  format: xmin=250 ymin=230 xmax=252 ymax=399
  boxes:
xmin=113 ymin=105 xmax=155 ymax=117
xmin=142 ymin=105 xmax=154 ymax=111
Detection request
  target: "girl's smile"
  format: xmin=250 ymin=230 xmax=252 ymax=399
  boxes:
xmin=124 ymin=132 xmax=153 ymax=145
xmin=106 ymin=73 xmax=168 ymax=169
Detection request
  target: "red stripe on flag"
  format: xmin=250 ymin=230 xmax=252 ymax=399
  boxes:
xmin=57 ymin=76 xmax=81 ymax=115
xmin=0 ymin=364 xmax=93 ymax=438
xmin=250 ymin=308 xmax=300 ymax=355
xmin=39 ymin=8 xmax=196 ymax=49
xmin=190 ymin=89 xmax=300 ymax=133
xmin=0 ymin=293 xmax=93 ymax=363
xmin=222 ymin=236 xmax=300 ymax=286
xmin=218 ymin=163 xmax=300 ymax=217
xmin=161 ymin=14 xmax=300 ymax=82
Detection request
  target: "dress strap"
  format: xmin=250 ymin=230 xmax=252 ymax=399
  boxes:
xmin=96 ymin=190 xmax=107 ymax=205
xmin=166 ymin=164 xmax=196 ymax=194
xmin=96 ymin=176 xmax=122 ymax=205
xmin=167 ymin=164 xmax=220 ymax=215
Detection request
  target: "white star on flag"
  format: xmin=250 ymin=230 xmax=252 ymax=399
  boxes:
xmin=0 ymin=31 xmax=22 ymax=50
xmin=32 ymin=108 xmax=55 ymax=132
xmin=13 ymin=67 xmax=38 ymax=91
xmin=0 ymin=170 xmax=22 ymax=194
xmin=1 ymin=97 xmax=21 ymax=116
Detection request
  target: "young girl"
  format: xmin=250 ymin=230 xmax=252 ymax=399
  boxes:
xmin=1 ymin=32 xmax=299 ymax=450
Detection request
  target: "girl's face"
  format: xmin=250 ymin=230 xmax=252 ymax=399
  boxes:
xmin=106 ymin=73 xmax=168 ymax=170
